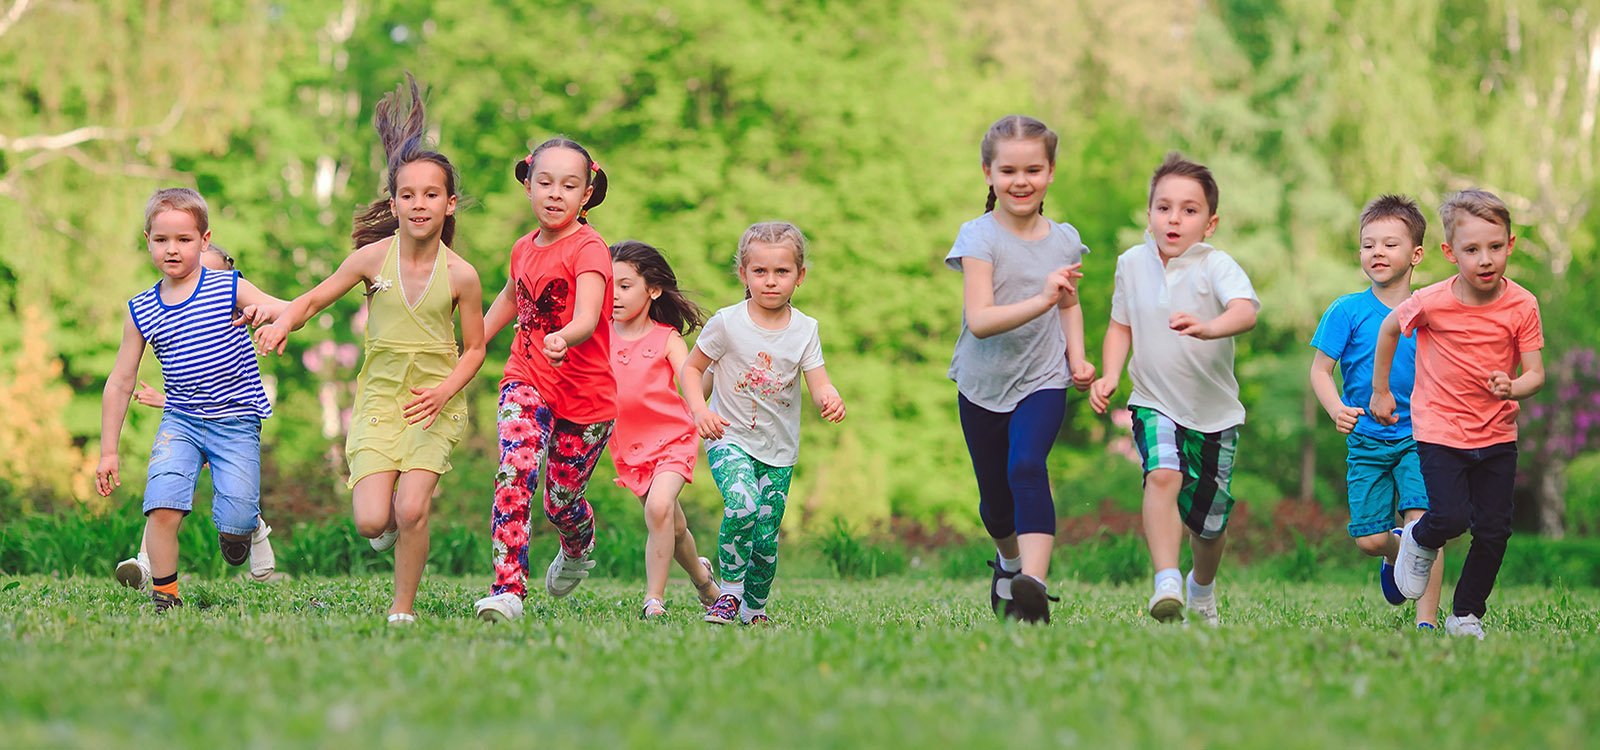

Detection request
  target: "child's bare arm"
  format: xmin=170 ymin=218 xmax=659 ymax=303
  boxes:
xmin=1493 ymin=349 xmax=1545 ymax=401
xmin=680 ymin=347 xmax=728 ymax=439
xmin=1310 ymin=350 xmax=1362 ymax=433
xmin=483 ymin=278 xmax=516 ymax=343
xmin=1089 ymin=320 xmax=1132 ymax=415
xmin=96 ymin=313 xmax=147 ymax=496
xmin=1369 ymin=311 xmax=1402 ymax=425
xmin=402 ymin=258 xmax=487 ymax=427
xmin=803 ymin=365 xmax=846 ymax=423
xmin=1059 ymin=302 xmax=1095 ymax=390
xmin=1170 ymin=298 xmax=1257 ymax=340
xmin=256 ymin=245 xmax=381 ymax=355
xmin=962 ymin=259 xmax=1081 ymax=339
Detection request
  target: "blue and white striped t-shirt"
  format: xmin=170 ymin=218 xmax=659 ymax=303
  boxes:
xmin=129 ymin=268 xmax=272 ymax=420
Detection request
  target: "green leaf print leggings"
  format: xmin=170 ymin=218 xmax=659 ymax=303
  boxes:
xmin=708 ymin=442 xmax=793 ymax=614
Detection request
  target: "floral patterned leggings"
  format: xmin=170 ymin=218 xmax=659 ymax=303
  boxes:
xmin=490 ymin=381 xmax=613 ymax=598
xmin=709 ymin=443 xmax=794 ymax=611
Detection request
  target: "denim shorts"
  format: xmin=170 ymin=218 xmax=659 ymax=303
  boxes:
xmin=1345 ymin=432 xmax=1429 ymax=537
xmin=143 ymin=411 xmax=262 ymax=536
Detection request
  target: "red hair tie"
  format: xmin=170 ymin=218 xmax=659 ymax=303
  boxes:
xmin=590 ymin=161 xmax=600 ymax=173
xmin=525 ymin=154 xmax=534 ymax=165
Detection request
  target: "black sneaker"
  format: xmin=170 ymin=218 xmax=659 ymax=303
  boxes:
xmin=151 ymin=590 xmax=184 ymax=612
xmin=986 ymin=557 xmax=1018 ymax=617
xmin=1008 ymin=574 xmax=1059 ymax=624
xmin=220 ymin=534 xmax=249 ymax=566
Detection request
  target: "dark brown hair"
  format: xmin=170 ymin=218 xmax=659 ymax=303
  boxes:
xmin=517 ymin=137 xmax=608 ymax=225
xmin=610 ymin=240 xmax=705 ymax=334
xmin=352 ymin=73 xmax=461 ymax=249
xmin=979 ymin=115 xmax=1058 ymax=214
xmin=1359 ymin=194 xmax=1427 ymax=248
xmin=1439 ymin=189 xmax=1512 ymax=245
xmin=1148 ymin=151 xmax=1219 ymax=216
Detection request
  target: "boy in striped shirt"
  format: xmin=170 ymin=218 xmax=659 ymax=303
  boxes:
xmin=95 ymin=188 xmax=282 ymax=611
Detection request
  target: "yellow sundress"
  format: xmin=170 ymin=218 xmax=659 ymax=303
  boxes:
xmin=345 ymin=237 xmax=469 ymax=486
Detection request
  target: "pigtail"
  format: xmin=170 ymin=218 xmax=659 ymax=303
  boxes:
xmin=520 ymin=138 xmax=608 ymax=226
xmin=581 ymin=166 xmax=608 ymax=225
xmin=985 ymin=186 xmax=997 ymax=213
xmin=979 ymin=115 xmax=1057 ymax=217
xmin=353 ymin=72 xmax=462 ymax=249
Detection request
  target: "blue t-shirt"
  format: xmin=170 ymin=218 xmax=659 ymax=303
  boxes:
xmin=1310 ymin=289 xmax=1416 ymax=440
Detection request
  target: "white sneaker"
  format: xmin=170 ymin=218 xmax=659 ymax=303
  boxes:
xmin=474 ymin=592 xmax=524 ymax=623
xmin=1185 ymin=573 xmax=1220 ymax=627
xmin=1148 ymin=576 xmax=1185 ymax=622
xmin=247 ymin=522 xmax=275 ymax=581
xmin=1394 ymin=519 xmax=1438 ymax=600
xmin=370 ymin=526 xmax=398 ymax=553
xmin=114 ymin=556 xmax=151 ymax=591
xmin=545 ymin=548 xmax=595 ymax=597
xmin=1444 ymin=613 xmax=1486 ymax=640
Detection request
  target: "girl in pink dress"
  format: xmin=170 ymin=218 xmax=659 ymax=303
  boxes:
xmin=609 ymin=240 xmax=721 ymax=619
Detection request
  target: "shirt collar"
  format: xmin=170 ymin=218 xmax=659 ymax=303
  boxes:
xmin=1142 ymin=231 xmax=1215 ymax=274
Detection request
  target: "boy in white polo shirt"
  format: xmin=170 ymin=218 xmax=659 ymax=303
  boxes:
xmin=1090 ymin=153 xmax=1260 ymax=625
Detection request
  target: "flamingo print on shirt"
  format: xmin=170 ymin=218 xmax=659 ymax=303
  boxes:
xmin=733 ymin=351 xmax=791 ymax=428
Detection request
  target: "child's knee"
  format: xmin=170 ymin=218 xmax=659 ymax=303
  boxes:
xmin=643 ymin=497 xmax=674 ymax=528
xmin=394 ymin=500 xmax=429 ymax=531
xmin=354 ymin=515 xmax=390 ymax=538
xmin=1353 ymin=533 xmax=1391 ymax=557
xmin=1145 ymin=469 xmax=1182 ymax=492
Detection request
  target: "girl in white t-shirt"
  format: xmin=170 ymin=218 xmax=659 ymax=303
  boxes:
xmin=680 ymin=222 xmax=846 ymax=625
xmin=947 ymin=115 xmax=1096 ymax=625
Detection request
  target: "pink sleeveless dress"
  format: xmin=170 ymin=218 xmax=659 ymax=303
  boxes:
xmin=608 ymin=323 xmax=698 ymax=496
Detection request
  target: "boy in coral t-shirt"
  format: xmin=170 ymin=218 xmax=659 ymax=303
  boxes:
xmin=1370 ymin=189 xmax=1544 ymax=641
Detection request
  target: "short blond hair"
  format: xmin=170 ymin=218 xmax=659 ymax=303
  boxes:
xmin=1439 ymin=189 xmax=1510 ymax=244
xmin=736 ymin=221 xmax=808 ymax=270
xmin=144 ymin=187 xmax=209 ymax=235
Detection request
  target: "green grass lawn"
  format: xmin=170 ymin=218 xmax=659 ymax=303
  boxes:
xmin=2 ymin=574 xmax=1597 ymax=749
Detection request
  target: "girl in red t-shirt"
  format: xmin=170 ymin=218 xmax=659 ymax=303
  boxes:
xmin=475 ymin=138 xmax=617 ymax=622
xmin=608 ymin=240 xmax=722 ymax=619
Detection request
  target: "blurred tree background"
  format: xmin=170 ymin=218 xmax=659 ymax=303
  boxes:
xmin=4 ymin=0 xmax=1599 ymax=539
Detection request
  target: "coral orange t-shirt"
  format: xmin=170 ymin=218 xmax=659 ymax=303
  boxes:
xmin=1396 ymin=277 xmax=1542 ymax=449
xmin=500 ymin=224 xmax=617 ymax=424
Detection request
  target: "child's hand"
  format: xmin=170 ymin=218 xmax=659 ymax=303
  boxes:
xmin=694 ymin=407 xmax=730 ymax=440
xmin=1488 ymin=371 xmax=1514 ymax=400
xmin=1088 ymin=376 xmax=1118 ymax=415
xmin=255 ymin=323 xmax=290 ymax=356
xmin=95 ymin=455 xmax=120 ymax=497
xmin=816 ymin=387 xmax=846 ymax=423
xmin=403 ymin=386 xmax=449 ymax=428
xmin=542 ymin=332 xmax=568 ymax=367
xmin=1070 ymin=360 xmax=1097 ymax=391
xmin=131 ymin=380 xmax=165 ymax=408
xmin=1169 ymin=312 xmax=1211 ymax=339
xmin=1332 ymin=405 xmax=1365 ymax=434
xmin=233 ymin=304 xmax=275 ymax=329
xmin=1368 ymin=390 xmax=1398 ymax=426
xmin=1040 ymin=265 xmax=1083 ymax=305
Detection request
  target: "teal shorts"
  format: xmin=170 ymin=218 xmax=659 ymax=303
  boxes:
xmin=1345 ymin=432 xmax=1429 ymax=537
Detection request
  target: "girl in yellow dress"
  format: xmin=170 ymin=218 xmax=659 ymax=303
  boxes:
xmin=257 ymin=74 xmax=486 ymax=624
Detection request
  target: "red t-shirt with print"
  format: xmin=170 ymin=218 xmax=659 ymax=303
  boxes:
xmin=500 ymin=224 xmax=617 ymax=424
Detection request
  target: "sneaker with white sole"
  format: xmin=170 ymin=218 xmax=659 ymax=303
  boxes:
xmin=115 ymin=556 xmax=151 ymax=592
xmin=544 ymin=548 xmax=595 ymax=598
xmin=1394 ymin=519 xmax=1437 ymax=600
xmin=474 ymin=592 xmax=524 ymax=622
xmin=1148 ymin=576 xmax=1185 ymax=623
xmin=370 ymin=527 xmax=398 ymax=553
xmin=247 ymin=522 xmax=275 ymax=581
xmin=1444 ymin=613 xmax=1485 ymax=640
xmin=1185 ymin=573 xmax=1220 ymax=627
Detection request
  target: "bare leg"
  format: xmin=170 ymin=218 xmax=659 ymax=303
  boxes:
xmin=1143 ymin=469 xmax=1184 ymax=572
xmin=351 ymin=471 xmax=400 ymax=539
xmin=670 ymin=501 xmax=713 ymax=587
xmin=144 ymin=509 xmax=185 ymax=578
xmin=389 ymin=470 xmax=440 ymax=616
xmin=1017 ymin=533 xmax=1053 ymax=581
xmin=1189 ymin=531 xmax=1227 ymax=586
xmin=640 ymin=473 xmax=686 ymax=602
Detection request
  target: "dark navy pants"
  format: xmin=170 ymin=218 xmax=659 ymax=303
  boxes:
xmin=958 ymin=389 xmax=1066 ymax=538
xmin=1412 ymin=440 xmax=1519 ymax=619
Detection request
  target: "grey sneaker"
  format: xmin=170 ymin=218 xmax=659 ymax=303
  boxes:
xmin=1395 ymin=519 xmax=1438 ymax=600
xmin=369 ymin=527 xmax=398 ymax=553
xmin=544 ymin=548 xmax=595 ymax=597
xmin=1444 ymin=613 xmax=1485 ymax=640
xmin=247 ymin=522 xmax=275 ymax=581
xmin=474 ymin=592 xmax=524 ymax=623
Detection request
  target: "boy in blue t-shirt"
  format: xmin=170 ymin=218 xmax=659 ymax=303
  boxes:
xmin=1309 ymin=194 xmax=1444 ymax=629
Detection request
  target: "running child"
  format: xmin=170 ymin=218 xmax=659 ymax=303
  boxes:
xmin=1375 ymin=189 xmax=1544 ymax=640
xmin=608 ymin=239 xmax=722 ymax=619
xmin=946 ymin=115 xmax=1094 ymax=624
xmin=1309 ymin=194 xmax=1444 ymax=629
xmin=1089 ymin=153 xmax=1259 ymax=626
xmin=95 ymin=188 xmax=280 ymax=611
xmin=256 ymin=75 xmax=486 ymax=625
xmin=115 ymin=242 xmax=280 ymax=588
xmin=473 ymin=137 xmax=616 ymax=623
xmin=681 ymin=221 xmax=847 ymax=626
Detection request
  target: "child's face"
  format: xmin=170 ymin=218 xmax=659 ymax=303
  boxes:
xmin=1442 ymin=214 xmax=1515 ymax=295
xmin=200 ymin=250 xmax=232 ymax=272
xmin=145 ymin=209 xmax=209 ymax=281
xmin=524 ymin=147 xmax=593 ymax=233
xmin=1358 ymin=216 xmax=1423 ymax=287
xmin=738 ymin=241 xmax=805 ymax=312
xmin=612 ymin=261 xmax=655 ymax=325
xmin=1147 ymin=175 xmax=1218 ymax=258
xmin=983 ymin=138 xmax=1055 ymax=218
xmin=391 ymin=161 xmax=456 ymax=243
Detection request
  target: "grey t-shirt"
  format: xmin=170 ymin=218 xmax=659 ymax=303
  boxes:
xmin=945 ymin=212 xmax=1088 ymax=412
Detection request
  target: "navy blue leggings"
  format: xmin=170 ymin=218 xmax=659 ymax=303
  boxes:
xmin=958 ymin=389 xmax=1066 ymax=538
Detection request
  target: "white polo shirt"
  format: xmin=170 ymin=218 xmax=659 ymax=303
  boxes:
xmin=1110 ymin=235 xmax=1259 ymax=432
